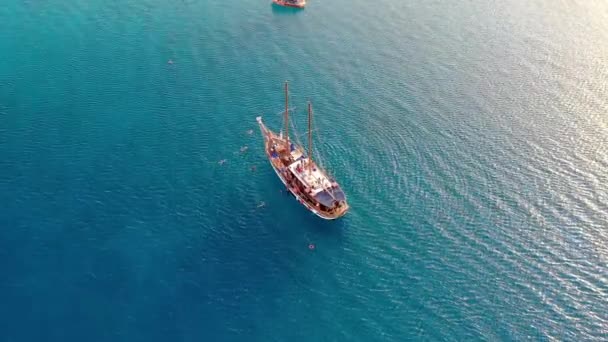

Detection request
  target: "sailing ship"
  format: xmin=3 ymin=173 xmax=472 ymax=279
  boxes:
xmin=272 ymin=0 xmax=306 ymax=9
xmin=256 ymin=82 xmax=349 ymax=220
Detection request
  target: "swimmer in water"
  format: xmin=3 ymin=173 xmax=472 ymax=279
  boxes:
xmin=250 ymin=165 xmax=256 ymax=172
xmin=218 ymin=159 xmax=227 ymax=165
xmin=257 ymin=201 xmax=265 ymax=208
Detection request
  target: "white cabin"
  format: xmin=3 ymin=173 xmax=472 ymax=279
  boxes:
xmin=288 ymin=158 xmax=333 ymax=196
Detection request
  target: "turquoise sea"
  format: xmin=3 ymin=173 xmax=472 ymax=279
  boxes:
xmin=1 ymin=0 xmax=607 ymax=340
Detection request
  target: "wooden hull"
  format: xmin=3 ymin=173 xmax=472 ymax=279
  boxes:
xmin=272 ymin=0 xmax=306 ymax=8
xmin=257 ymin=117 xmax=348 ymax=220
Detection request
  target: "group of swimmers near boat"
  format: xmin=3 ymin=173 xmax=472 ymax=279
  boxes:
xmin=215 ymin=129 xmax=265 ymax=208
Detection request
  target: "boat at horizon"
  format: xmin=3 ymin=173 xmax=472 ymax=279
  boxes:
xmin=272 ymin=0 xmax=306 ymax=9
xmin=256 ymin=82 xmax=349 ymax=220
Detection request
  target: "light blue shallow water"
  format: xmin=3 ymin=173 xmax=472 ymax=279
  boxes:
xmin=1 ymin=0 xmax=607 ymax=340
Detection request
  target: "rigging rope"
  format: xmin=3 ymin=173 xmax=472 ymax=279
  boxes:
xmin=290 ymin=115 xmax=304 ymax=149
xmin=308 ymin=107 xmax=341 ymax=201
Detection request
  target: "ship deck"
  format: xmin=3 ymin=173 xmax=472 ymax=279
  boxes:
xmin=257 ymin=116 xmax=348 ymax=220
xmin=287 ymin=158 xmax=333 ymax=196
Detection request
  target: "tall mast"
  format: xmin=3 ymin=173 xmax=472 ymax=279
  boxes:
xmin=284 ymin=81 xmax=289 ymax=150
xmin=308 ymin=101 xmax=313 ymax=172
